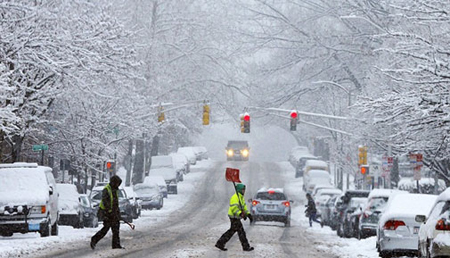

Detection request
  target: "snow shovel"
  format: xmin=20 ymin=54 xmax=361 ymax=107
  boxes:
xmin=225 ymin=168 xmax=245 ymax=218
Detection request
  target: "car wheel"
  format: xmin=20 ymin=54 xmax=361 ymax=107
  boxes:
xmin=40 ymin=222 xmax=51 ymax=237
xmin=51 ymin=221 xmax=58 ymax=236
xmin=379 ymin=251 xmax=392 ymax=258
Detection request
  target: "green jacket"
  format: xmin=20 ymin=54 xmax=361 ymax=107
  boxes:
xmin=99 ymin=184 xmax=119 ymax=214
xmin=228 ymin=192 xmax=250 ymax=219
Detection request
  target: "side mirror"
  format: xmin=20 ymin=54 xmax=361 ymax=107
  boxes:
xmin=49 ymin=186 xmax=54 ymax=195
xmin=415 ymin=214 xmax=426 ymax=223
xmin=290 ymin=200 xmax=294 ymax=203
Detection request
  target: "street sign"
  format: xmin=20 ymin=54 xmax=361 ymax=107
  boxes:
xmin=33 ymin=144 xmax=49 ymax=151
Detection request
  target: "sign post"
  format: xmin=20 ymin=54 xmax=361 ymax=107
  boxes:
xmin=32 ymin=144 xmax=49 ymax=166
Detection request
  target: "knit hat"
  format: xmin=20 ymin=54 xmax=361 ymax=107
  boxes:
xmin=236 ymin=183 xmax=246 ymax=194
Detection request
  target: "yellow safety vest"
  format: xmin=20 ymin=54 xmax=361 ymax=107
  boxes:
xmin=228 ymin=192 xmax=249 ymax=219
xmin=99 ymin=184 xmax=118 ymax=213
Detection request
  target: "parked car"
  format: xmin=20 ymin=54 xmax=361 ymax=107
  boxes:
xmin=226 ymin=140 xmax=250 ymax=161
xmin=355 ymin=189 xmax=407 ymax=239
xmin=294 ymin=154 xmax=318 ymax=178
xmin=149 ymin=155 xmax=179 ymax=194
xmin=193 ymin=146 xmax=208 ymax=160
xmin=79 ymin=194 xmax=98 ymax=228
xmin=177 ymin=147 xmax=197 ymax=165
xmin=335 ymin=190 xmax=370 ymax=237
xmin=377 ymin=193 xmax=437 ymax=258
xmin=0 ymin=163 xmax=59 ymax=237
xmin=288 ymin=146 xmax=310 ymax=168
xmin=145 ymin=176 xmax=168 ymax=198
xmin=89 ymin=186 xmax=134 ymax=223
xmin=248 ymin=188 xmax=293 ymax=227
xmin=134 ymin=182 xmax=163 ymax=210
xmin=124 ymin=186 xmax=141 ymax=219
xmin=417 ymin=188 xmax=450 ymax=258
xmin=312 ymin=185 xmax=339 ymax=199
xmin=339 ymin=197 xmax=367 ymax=238
xmin=57 ymin=183 xmax=84 ymax=229
xmin=315 ymin=188 xmax=342 ymax=218
xmin=303 ymin=170 xmax=332 ymax=193
xmin=303 ymin=159 xmax=328 ymax=178
xmin=169 ymin=153 xmax=188 ymax=180
xmin=322 ymin=194 xmax=341 ymax=229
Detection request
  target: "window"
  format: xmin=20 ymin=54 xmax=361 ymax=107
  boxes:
xmin=256 ymin=192 xmax=286 ymax=200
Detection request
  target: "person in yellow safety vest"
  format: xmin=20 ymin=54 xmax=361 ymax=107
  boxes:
xmin=90 ymin=175 xmax=124 ymax=249
xmin=215 ymin=183 xmax=254 ymax=252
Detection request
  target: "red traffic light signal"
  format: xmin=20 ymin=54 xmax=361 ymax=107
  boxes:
xmin=360 ymin=166 xmax=369 ymax=175
xmin=290 ymin=111 xmax=298 ymax=119
xmin=106 ymin=161 xmax=113 ymax=169
xmin=244 ymin=114 xmax=250 ymax=121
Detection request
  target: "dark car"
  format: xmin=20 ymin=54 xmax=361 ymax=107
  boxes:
xmin=226 ymin=140 xmax=250 ymax=161
xmin=343 ymin=197 xmax=368 ymax=238
xmin=90 ymin=186 xmax=134 ymax=223
xmin=134 ymin=182 xmax=164 ymax=210
xmin=335 ymin=190 xmax=370 ymax=237
xmin=248 ymin=188 xmax=293 ymax=227
xmin=79 ymin=194 xmax=98 ymax=228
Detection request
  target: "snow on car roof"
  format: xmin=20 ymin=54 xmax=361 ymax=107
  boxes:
xmin=56 ymin=183 xmax=79 ymax=200
xmin=436 ymin=187 xmax=450 ymax=202
xmin=144 ymin=176 xmax=166 ymax=185
xmin=257 ymin=187 xmax=284 ymax=193
xmin=0 ymin=167 xmax=50 ymax=206
xmin=379 ymin=193 xmax=437 ymax=226
xmin=368 ymin=189 xmax=407 ymax=199
xmin=305 ymin=160 xmax=328 ymax=167
xmin=308 ymin=170 xmax=330 ymax=176
xmin=151 ymin=155 xmax=173 ymax=168
xmin=317 ymin=188 xmax=342 ymax=195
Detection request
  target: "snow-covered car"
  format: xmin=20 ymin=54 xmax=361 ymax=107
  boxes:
xmin=303 ymin=170 xmax=332 ymax=193
xmin=248 ymin=188 xmax=293 ymax=227
xmin=288 ymin=146 xmax=310 ymax=168
xmin=89 ymin=186 xmax=134 ymax=223
xmin=356 ymin=189 xmax=407 ymax=239
xmin=149 ymin=155 xmax=178 ymax=194
xmin=294 ymin=154 xmax=318 ymax=178
xmin=57 ymin=183 xmax=84 ymax=228
xmin=193 ymin=146 xmax=208 ymax=160
xmin=303 ymin=160 xmax=328 ymax=178
xmin=144 ymin=176 xmax=168 ymax=198
xmin=226 ymin=140 xmax=250 ymax=161
xmin=376 ymin=193 xmax=437 ymax=258
xmin=335 ymin=190 xmax=370 ymax=236
xmin=134 ymin=182 xmax=163 ymax=210
xmin=124 ymin=186 xmax=141 ymax=219
xmin=322 ymin=194 xmax=341 ymax=229
xmin=312 ymin=185 xmax=338 ymax=199
xmin=0 ymin=163 xmax=59 ymax=237
xmin=417 ymin=188 xmax=450 ymax=258
xmin=169 ymin=153 xmax=188 ymax=180
xmin=79 ymin=194 xmax=98 ymax=228
xmin=177 ymin=147 xmax=197 ymax=165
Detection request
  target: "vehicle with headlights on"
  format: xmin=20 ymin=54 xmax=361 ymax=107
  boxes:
xmin=226 ymin=140 xmax=250 ymax=161
xmin=248 ymin=188 xmax=293 ymax=227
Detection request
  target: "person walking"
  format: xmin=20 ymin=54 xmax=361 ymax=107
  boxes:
xmin=91 ymin=175 xmax=124 ymax=249
xmin=305 ymin=193 xmax=322 ymax=227
xmin=215 ymin=183 xmax=254 ymax=252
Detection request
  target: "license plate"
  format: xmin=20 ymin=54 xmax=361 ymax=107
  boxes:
xmin=28 ymin=223 xmax=40 ymax=231
xmin=265 ymin=204 xmax=275 ymax=210
xmin=413 ymin=227 xmax=420 ymax=234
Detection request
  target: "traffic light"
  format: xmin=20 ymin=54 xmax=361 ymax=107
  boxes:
xmin=202 ymin=104 xmax=210 ymax=125
xmin=358 ymin=146 xmax=368 ymax=165
xmin=158 ymin=106 xmax=165 ymax=123
xmin=106 ymin=161 xmax=115 ymax=175
xmin=243 ymin=113 xmax=250 ymax=133
xmin=290 ymin=110 xmax=298 ymax=131
xmin=360 ymin=165 xmax=369 ymax=175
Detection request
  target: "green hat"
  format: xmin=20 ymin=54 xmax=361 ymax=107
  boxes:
xmin=236 ymin=183 xmax=246 ymax=193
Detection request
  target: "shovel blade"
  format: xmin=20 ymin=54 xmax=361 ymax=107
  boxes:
xmin=225 ymin=167 xmax=241 ymax=183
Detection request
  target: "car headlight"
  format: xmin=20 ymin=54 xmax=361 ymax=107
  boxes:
xmin=227 ymin=149 xmax=234 ymax=157
xmin=30 ymin=205 xmax=46 ymax=214
xmin=241 ymin=149 xmax=249 ymax=157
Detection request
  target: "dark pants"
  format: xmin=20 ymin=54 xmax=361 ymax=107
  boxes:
xmin=91 ymin=215 xmax=121 ymax=248
xmin=216 ymin=218 xmax=250 ymax=249
xmin=309 ymin=212 xmax=321 ymax=227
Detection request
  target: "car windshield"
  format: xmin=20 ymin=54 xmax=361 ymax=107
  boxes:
xmin=134 ymin=184 xmax=159 ymax=196
xmin=350 ymin=198 xmax=367 ymax=208
xmin=256 ymin=192 xmax=286 ymax=200
xmin=227 ymin=141 xmax=248 ymax=149
xmin=91 ymin=189 xmax=125 ymax=201
xmin=367 ymin=197 xmax=388 ymax=211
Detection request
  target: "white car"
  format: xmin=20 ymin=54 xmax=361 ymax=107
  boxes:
xmin=377 ymin=193 xmax=437 ymax=258
xmin=0 ymin=163 xmax=59 ymax=237
xmin=177 ymin=147 xmax=197 ymax=165
xmin=417 ymin=188 xmax=450 ymax=258
xmin=149 ymin=155 xmax=179 ymax=194
xmin=145 ymin=176 xmax=168 ymax=198
xmin=57 ymin=183 xmax=84 ymax=228
xmin=303 ymin=170 xmax=332 ymax=193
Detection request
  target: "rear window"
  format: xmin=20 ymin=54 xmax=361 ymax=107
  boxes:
xmin=256 ymin=192 xmax=286 ymax=200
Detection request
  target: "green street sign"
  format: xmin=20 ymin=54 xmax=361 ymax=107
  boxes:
xmin=33 ymin=144 xmax=49 ymax=151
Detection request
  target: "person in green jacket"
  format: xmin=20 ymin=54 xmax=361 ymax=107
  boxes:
xmin=90 ymin=175 xmax=124 ymax=249
xmin=215 ymin=183 xmax=254 ymax=252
